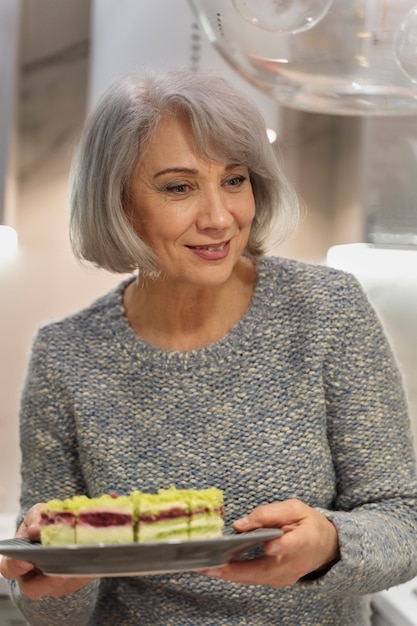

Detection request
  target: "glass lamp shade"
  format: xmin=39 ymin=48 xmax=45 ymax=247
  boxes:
xmin=394 ymin=5 xmax=417 ymax=83
xmin=189 ymin=0 xmax=417 ymax=116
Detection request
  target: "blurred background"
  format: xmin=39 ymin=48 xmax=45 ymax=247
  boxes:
xmin=0 ymin=2 xmax=417 ymax=622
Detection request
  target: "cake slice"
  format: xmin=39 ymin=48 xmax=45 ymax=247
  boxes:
xmin=75 ymin=493 xmax=135 ymax=545
xmin=135 ymin=487 xmax=190 ymax=543
xmin=40 ymin=498 xmax=77 ymax=546
xmin=184 ymin=487 xmax=224 ymax=540
xmin=39 ymin=487 xmax=225 ymax=546
xmin=135 ymin=487 xmax=224 ymax=542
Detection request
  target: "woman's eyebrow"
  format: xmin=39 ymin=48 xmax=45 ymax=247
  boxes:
xmin=225 ymin=163 xmax=243 ymax=170
xmin=153 ymin=163 xmax=243 ymax=179
xmin=153 ymin=167 xmax=198 ymax=179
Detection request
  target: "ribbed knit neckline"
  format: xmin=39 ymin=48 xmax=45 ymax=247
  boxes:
xmin=109 ymin=256 xmax=275 ymax=364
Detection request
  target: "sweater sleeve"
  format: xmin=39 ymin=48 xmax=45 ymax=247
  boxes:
xmin=10 ymin=328 xmax=99 ymax=622
xmin=10 ymin=579 xmax=99 ymax=626
xmin=304 ymin=271 xmax=417 ymax=593
xmin=19 ymin=327 xmax=89 ymax=507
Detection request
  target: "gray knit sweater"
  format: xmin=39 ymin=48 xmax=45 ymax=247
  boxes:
xmin=11 ymin=256 xmax=417 ymax=625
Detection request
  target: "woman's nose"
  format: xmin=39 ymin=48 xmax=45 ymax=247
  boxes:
xmin=196 ymin=190 xmax=234 ymax=230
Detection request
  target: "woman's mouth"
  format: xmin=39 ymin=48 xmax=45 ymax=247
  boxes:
xmin=192 ymin=242 xmax=226 ymax=252
xmin=186 ymin=240 xmax=230 ymax=260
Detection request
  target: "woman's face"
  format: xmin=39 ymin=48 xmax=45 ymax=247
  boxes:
xmin=127 ymin=116 xmax=255 ymax=288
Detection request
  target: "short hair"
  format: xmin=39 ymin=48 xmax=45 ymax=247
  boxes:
xmin=69 ymin=67 xmax=299 ymax=274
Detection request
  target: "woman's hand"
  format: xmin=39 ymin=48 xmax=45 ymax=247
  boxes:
xmin=204 ymin=499 xmax=340 ymax=588
xmin=0 ymin=504 xmax=95 ymax=600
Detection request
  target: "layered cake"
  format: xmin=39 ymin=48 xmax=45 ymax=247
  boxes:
xmin=135 ymin=487 xmax=224 ymax=542
xmin=75 ymin=494 xmax=135 ymax=545
xmin=40 ymin=487 xmax=224 ymax=546
xmin=135 ymin=488 xmax=190 ymax=543
xmin=40 ymin=497 xmax=77 ymax=547
xmin=186 ymin=487 xmax=225 ymax=539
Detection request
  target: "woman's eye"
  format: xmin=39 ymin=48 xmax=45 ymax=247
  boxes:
xmin=165 ymin=183 xmax=189 ymax=194
xmin=226 ymin=175 xmax=246 ymax=188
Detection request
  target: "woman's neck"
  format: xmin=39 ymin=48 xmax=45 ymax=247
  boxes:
xmin=123 ymin=258 xmax=256 ymax=350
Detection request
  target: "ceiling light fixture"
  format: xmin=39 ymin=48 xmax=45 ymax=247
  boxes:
xmin=189 ymin=0 xmax=417 ymax=116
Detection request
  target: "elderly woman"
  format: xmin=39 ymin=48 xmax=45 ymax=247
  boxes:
xmin=1 ymin=68 xmax=417 ymax=626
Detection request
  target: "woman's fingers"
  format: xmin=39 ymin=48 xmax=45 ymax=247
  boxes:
xmin=0 ymin=504 xmax=46 ymax=581
xmin=16 ymin=503 xmax=45 ymax=542
xmin=204 ymin=554 xmax=302 ymax=588
xmin=233 ymin=498 xmax=309 ymax=532
xmin=0 ymin=555 xmax=96 ymax=600
xmin=0 ymin=556 xmax=34 ymax=580
xmin=0 ymin=502 xmax=95 ymax=600
xmin=205 ymin=499 xmax=340 ymax=588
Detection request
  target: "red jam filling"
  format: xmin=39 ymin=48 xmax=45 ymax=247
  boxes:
xmin=78 ymin=512 xmax=132 ymax=527
xmin=41 ymin=512 xmax=75 ymax=527
xmin=140 ymin=507 xmax=222 ymax=523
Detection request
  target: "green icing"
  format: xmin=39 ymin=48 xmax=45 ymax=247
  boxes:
xmin=42 ymin=487 xmax=224 ymax=545
xmin=43 ymin=497 xmax=79 ymax=513
xmin=76 ymin=494 xmax=133 ymax=512
xmin=182 ymin=487 xmax=223 ymax=511
xmin=137 ymin=486 xmax=223 ymax=514
xmin=45 ymin=494 xmax=133 ymax=513
xmin=139 ymin=487 xmax=189 ymax=514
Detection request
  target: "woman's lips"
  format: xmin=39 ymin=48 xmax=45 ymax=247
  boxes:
xmin=186 ymin=240 xmax=230 ymax=260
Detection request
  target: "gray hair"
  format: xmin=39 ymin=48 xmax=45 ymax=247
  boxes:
xmin=69 ymin=67 xmax=299 ymax=274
